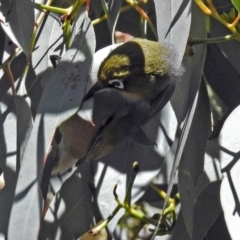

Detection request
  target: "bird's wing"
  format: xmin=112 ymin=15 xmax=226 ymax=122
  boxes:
xmin=85 ymin=137 xmax=113 ymax=161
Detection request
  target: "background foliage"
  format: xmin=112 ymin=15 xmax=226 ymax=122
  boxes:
xmin=0 ymin=0 xmax=239 ymax=239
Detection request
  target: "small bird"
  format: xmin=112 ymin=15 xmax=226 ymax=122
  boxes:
xmin=51 ymin=38 xmax=182 ymax=175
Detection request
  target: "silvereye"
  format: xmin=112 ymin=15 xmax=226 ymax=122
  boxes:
xmin=52 ymin=38 xmax=182 ymax=175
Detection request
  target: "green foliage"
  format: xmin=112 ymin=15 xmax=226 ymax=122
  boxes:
xmin=232 ymin=0 xmax=240 ymax=12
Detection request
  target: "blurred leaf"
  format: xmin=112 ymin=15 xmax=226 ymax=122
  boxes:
xmin=192 ymin=181 xmax=222 ymax=240
xmin=8 ymin=15 xmax=95 ymax=240
xmin=1 ymin=0 xmax=34 ymax=56
xmin=219 ymin=105 xmax=240 ymax=240
xmin=231 ymin=0 xmax=240 ymax=14
xmin=153 ymin=0 xmax=191 ymax=69
xmin=204 ymin=43 xmax=240 ymax=139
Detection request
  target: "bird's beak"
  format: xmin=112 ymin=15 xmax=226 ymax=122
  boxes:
xmin=83 ymin=82 xmax=102 ymax=100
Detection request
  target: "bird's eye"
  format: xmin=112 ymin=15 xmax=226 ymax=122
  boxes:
xmin=108 ymin=79 xmax=124 ymax=89
xmin=149 ymin=75 xmax=156 ymax=83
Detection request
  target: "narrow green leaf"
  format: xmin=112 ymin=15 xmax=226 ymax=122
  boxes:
xmin=232 ymin=0 xmax=240 ymax=12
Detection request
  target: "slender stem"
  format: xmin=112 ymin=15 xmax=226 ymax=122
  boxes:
xmin=134 ymin=5 xmax=158 ymax=39
xmin=195 ymin=0 xmax=211 ymax=15
xmin=150 ymin=184 xmax=174 ymax=204
xmin=34 ymin=3 xmax=68 ymax=14
xmin=63 ymin=18 xmax=72 ymax=48
xmin=90 ymin=205 xmax=121 ymax=235
xmin=229 ymin=13 xmax=240 ymax=29
xmin=113 ymin=184 xmax=123 ymax=206
xmin=68 ymin=0 xmax=85 ymax=19
xmin=4 ymin=67 xmax=16 ymax=95
xmin=124 ymin=162 xmax=139 ymax=206
xmin=0 ymin=48 xmax=21 ymax=70
xmin=189 ymin=35 xmax=234 ymax=45
xmin=125 ymin=0 xmax=157 ymax=39
xmin=195 ymin=0 xmax=240 ymax=42
xmin=92 ymin=2 xmax=157 ymax=40
xmin=126 ymin=206 xmax=158 ymax=225
xmin=106 ymin=205 xmax=122 ymax=223
xmin=92 ymin=5 xmax=132 ymax=25
xmin=0 ymin=48 xmax=21 ymax=95
xmin=206 ymin=0 xmax=218 ymax=16
xmin=28 ymin=0 xmax=54 ymax=62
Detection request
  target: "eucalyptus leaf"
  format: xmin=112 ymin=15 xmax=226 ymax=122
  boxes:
xmin=231 ymin=0 xmax=240 ymax=16
xmin=0 ymin=26 xmax=6 ymax=64
xmin=40 ymin=43 xmax=123 ymax=239
xmin=153 ymin=3 xmax=207 ymax=238
xmin=204 ymin=43 xmax=240 ymax=139
xmin=209 ymin=16 xmax=240 ymax=75
xmin=219 ymin=105 xmax=240 ymax=240
xmin=0 ymin=93 xmax=18 ymax=239
xmin=8 ymin=16 xmax=95 ymax=240
xmin=192 ymin=181 xmax=222 ymax=240
xmin=39 ymin=162 xmax=95 ymax=240
xmin=29 ymin=10 xmax=65 ymax=110
xmin=70 ymin=5 xmax=87 ymax=47
xmin=0 ymin=53 xmax=26 ymax=102
xmin=177 ymin=79 xmax=212 ymax=238
xmin=153 ymin=0 xmax=191 ymax=69
xmin=172 ymin=211 xmax=191 ymax=240
xmin=13 ymin=95 xmax=33 ymax=160
xmin=178 ymin=171 xmax=210 ymax=238
xmin=171 ymin=1 xmax=207 ymax=122
xmin=204 ymin=140 xmax=223 ymax=182
xmin=31 ymin=14 xmax=64 ymax=77
xmin=1 ymin=0 xmax=34 ymax=56
xmin=205 ymin=212 xmax=231 ymax=240
xmin=180 ymin=79 xmax=211 ymax=184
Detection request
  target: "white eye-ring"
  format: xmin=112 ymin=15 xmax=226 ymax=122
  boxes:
xmin=149 ymin=75 xmax=156 ymax=83
xmin=109 ymin=79 xmax=124 ymax=89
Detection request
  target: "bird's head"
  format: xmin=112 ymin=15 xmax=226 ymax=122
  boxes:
xmin=96 ymin=39 xmax=181 ymax=100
